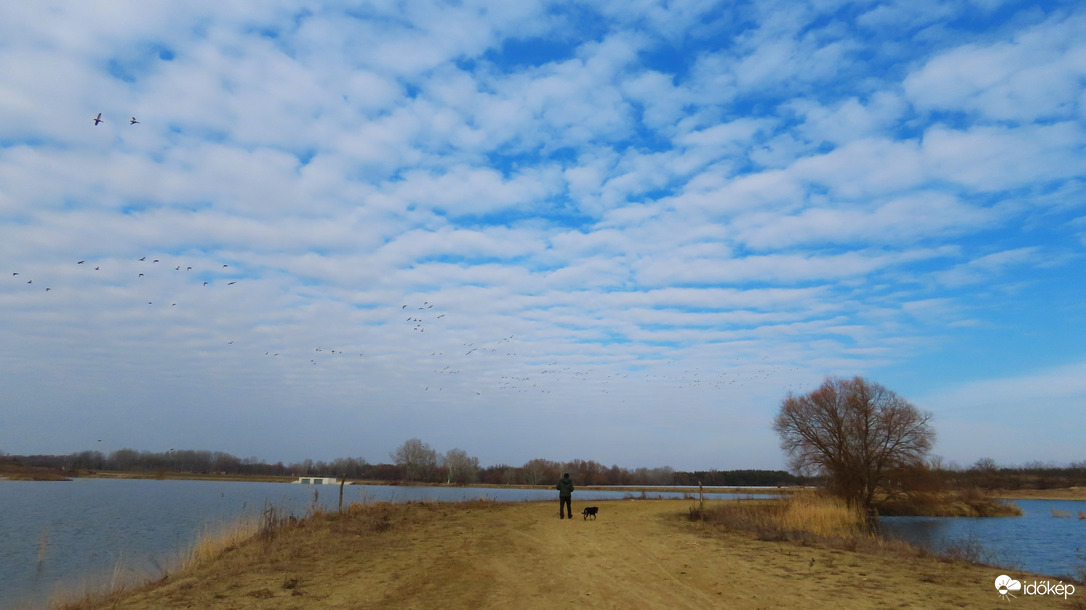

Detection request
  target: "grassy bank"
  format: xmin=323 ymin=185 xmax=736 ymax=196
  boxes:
xmin=876 ymin=489 xmax=1023 ymax=517
xmin=52 ymin=495 xmax=1085 ymax=609
xmin=995 ymin=487 xmax=1086 ymax=501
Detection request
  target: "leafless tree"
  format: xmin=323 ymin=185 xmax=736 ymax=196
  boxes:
xmin=773 ymin=376 xmax=934 ymax=513
xmin=391 ymin=438 xmax=438 ymax=482
xmin=441 ymin=448 xmax=479 ymax=484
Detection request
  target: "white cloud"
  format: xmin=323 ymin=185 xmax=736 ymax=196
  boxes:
xmin=921 ymin=123 xmax=1086 ymax=192
xmin=382 ymin=165 xmax=560 ymax=216
xmin=735 ymin=192 xmax=998 ymax=250
xmin=932 ymin=246 xmax=1041 ymax=287
xmin=636 ymin=247 xmax=954 ymax=286
xmin=904 ymin=12 xmax=1086 ymax=122
xmin=791 ymin=92 xmax=908 ymax=145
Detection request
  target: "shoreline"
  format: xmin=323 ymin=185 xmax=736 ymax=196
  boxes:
xmin=57 ymin=498 xmax=1082 ymax=609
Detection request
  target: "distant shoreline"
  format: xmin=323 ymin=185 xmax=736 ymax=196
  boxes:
xmin=5 ymin=462 xmax=1085 ymax=501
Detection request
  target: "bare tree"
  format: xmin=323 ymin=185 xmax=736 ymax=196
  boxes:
xmin=391 ymin=438 xmax=438 ymax=482
xmin=773 ymin=376 xmax=934 ymax=513
xmin=441 ymin=448 xmax=479 ymax=484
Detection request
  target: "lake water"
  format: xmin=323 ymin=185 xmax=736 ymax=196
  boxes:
xmin=0 ymin=478 xmax=770 ymax=609
xmin=879 ymin=499 xmax=1086 ymax=580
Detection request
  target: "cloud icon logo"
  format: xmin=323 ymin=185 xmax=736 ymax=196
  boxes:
xmin=995 ymin=575 xmax=1022 ymax=599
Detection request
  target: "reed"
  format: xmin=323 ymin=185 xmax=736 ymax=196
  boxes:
xmin=36 ymin=527 xmax=48 ymax=571
xmin=1051 ymin=509 xmax=1071 ymax=518
xmin=183 ymin=515 xmax=261 ymax=569
xmin=777 ymin=492 xmax=864 ymax=539
xmin=690 ymin=490 xmax=866 ymax=542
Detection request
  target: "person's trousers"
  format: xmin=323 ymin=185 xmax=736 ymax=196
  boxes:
xmin=559 ymin=496 xmax=571 ymax=518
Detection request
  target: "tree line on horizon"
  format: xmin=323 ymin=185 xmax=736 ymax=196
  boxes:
xmin=5 ymin=443 xmax=802 ymax=487
xmin=5 ymin=445 xmax=1083 ymax=490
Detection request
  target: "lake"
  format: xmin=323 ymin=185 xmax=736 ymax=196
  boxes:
xmin=0 ymin=478 xmax=770 ymax=609
xmin=880 ymin=499 xmax=1086 ymax=580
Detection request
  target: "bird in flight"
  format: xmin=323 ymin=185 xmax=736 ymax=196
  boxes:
xmin=93 ymin=113 xmax=103 ymax=126
xmin=130 ymin=117 xmax=139 ymax=125
xmin=77 ymin=260 xmax=85 ymax=264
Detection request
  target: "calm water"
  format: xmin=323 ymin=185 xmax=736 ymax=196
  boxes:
xmin=880 ymin=499 xmax=1086 ymax=579
xmin=0 ymin=478 xmax=768 ymax=609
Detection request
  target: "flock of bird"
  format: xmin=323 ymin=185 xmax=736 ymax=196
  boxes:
xmin=93 ymin=112 xmax=139 ymax=126
xmin=7 ymin=255 xmax=237 ymax=302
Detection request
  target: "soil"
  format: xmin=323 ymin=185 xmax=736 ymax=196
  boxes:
xmin=68 ymin=498 xmax=1082 ymax=609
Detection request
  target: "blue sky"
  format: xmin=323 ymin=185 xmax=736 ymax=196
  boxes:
xmin=1 ymin=0 xmax=1083 ymax=471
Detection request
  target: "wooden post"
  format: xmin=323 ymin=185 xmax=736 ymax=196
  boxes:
xmin=339 ymin=474 xmax=346 ymax=512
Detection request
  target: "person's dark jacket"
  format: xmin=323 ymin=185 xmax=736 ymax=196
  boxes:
xmin=556 ymin=476 xmax=574 ymax=498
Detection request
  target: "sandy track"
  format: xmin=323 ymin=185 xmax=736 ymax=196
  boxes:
xmin=91 ymin=499 xmax=1078 ymax=609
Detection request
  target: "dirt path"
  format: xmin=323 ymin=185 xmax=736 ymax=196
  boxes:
xmin=88 ymin=499 xmax=1078 ymax=609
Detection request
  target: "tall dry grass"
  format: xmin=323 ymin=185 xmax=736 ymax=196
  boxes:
xmin=689 ymin=490 xmax=867 ymax=542
xmin=777 ymin=491 xmax=865 ymax=538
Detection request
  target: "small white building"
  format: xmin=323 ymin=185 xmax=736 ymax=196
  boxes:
xmin=293 ymin=476 xmax=340 ymax=485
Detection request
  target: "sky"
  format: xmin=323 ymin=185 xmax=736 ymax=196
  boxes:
xmin=1 ymin=0 xmax=1083 ymax=472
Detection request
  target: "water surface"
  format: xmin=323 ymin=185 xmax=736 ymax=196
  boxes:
xmin=879 ymin=499 xmax=1086 ymax=579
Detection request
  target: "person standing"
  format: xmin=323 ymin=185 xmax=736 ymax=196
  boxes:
xmin=556 ymin=472 xmax=574 ymax=519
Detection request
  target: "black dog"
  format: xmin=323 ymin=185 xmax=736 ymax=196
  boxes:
xmin=582 ymin=506 xmax=599 ymax=520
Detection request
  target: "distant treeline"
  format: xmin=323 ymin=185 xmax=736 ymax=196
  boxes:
xmin=6 ymin=449 xmax=800 ymax=487
xmin=12 ymin=450 xmax=1080 ymax=490
xmin=941 ymin=458 xmax=1086 ymax=490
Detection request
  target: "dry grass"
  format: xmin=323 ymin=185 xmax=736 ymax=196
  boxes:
xmin=778 ymin=491 xmax=865 ymax=538
xmin=689 ymin=490 xmax=867 ymax=543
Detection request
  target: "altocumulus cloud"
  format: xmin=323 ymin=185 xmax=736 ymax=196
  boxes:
xmin=0 ymin=0 xmax=1083 ymax=471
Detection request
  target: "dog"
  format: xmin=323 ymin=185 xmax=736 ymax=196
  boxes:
xmin=582 ymin=506 xmax=599 ymax=520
